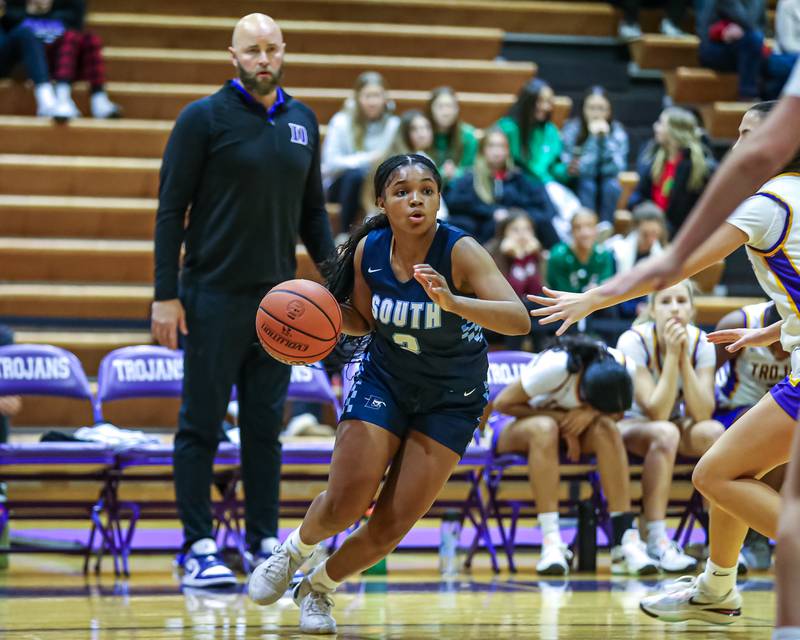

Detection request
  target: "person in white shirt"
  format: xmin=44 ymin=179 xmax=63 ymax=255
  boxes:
xmin=493 ymin=336 xmax=658 ymax=576
xmin=616 ymin=281 xmax=724 ymax=573
xmin=321 ymin=71 xmax=400 ymax=237
xmin=529 ymin=100 xmax=800 ymax=628
xmin=714 ymin=301 xmax=789 ymax=571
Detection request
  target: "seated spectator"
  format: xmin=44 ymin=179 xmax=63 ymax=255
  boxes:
xmin=616 ymin=0 xmax=692 ymax=39
xmin=0 ymin=0 xmax=61 ymax=117
xmin=698 ymin=0 xmax=766 ymax=101
xmin=322 ymin=71 xmax=400 ymax=237
xmin=616 ymin=281 xmax=724 ymax=573
xmin=764 ymin=0 xmax=800 ymax=98
xmin=605 ymin=202 xmax=665 ymax=320
xmin=426 ymin=86 xmax=480 ymax=184
xmin=361 ymin=109 xmax=448 ymax=219
xmin=625 ymin=107 xmax=714 ymax=236
xmin=492 ymin=336 xmax=656 ymax=576
xmin=561 ymin=86 xmax=629 ymax=227
xmin=484 ymin=210 xmax=554 ymax=350
xmin=445 ymin=127 xmax=558 ymax=246
xmin=712 ymin=301 xmax=788 ymax=570
xmin=548 ymin=208 xmax=630 ymax=344
xmin=546 ymin=208 xmax=614 ymax=294
xmin=497 ymin=78 xmax=581 ymax=235
xmin=4 ymin=0 xmax=120 ymax=119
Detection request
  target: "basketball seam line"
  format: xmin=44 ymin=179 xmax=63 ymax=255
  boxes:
xmin=258 ymin=305 xmax=337 ymax=342
xmin=267 ymin=288 xmax=341 ymax=333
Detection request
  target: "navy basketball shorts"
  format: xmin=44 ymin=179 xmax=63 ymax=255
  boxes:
xmin=340 ymin=359 xmax=488 ymax=457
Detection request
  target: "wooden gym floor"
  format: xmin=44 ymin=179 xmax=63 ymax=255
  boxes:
xmin=0 ymin=552 xmax=776 ymax=639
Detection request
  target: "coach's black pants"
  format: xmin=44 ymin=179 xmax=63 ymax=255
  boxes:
xmin=175 ymin=282 xmax=290 ymax=552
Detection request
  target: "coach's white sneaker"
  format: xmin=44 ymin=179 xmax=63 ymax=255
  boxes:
xmin=640 ymin=575 xmax=742 ymax=624
xmin=611 ymin=530 xmax=660 ymax=576
xmin=293 ymin=578 xmax=337 ymax=634
xmin=247 ymin=543 xmax=305 ymax=605
xmin=649 ymin=538 xmax=698 ymax=573
xmin=536 ymin=541 xmax=573 ymax=575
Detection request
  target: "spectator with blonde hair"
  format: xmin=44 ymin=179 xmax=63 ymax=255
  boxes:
xmin=445 ymin=127 xmax=557 ymax=246
xmin=624 ymin=107 xmax=715 ymax=236
xmin=322 ymin=71 xmax=400 ymax=236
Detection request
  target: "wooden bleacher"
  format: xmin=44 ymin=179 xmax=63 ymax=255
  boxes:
xmin=0 ymin=0 xmax=757 ymax=431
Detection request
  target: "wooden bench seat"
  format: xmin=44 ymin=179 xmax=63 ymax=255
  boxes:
xmin=88 ymin=0 xmax=619 ymax=36
xmin=629 ymin=34 xmax=700 ymax=71
xmin=88 ymin=13 xmax=506 ymax=60
xmin=702 ymin=101 xmax=753 ymax=139
xmin=0 ymin=81 xmax=572 ymax=129
xmin=100 ymin=47 xmax=536 ymax=94
xmin=664 ymin=67 xmax=738 ymax=104
xmin=0 ymin=116 xmax=171 ymax=158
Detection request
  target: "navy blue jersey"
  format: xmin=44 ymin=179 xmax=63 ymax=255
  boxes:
xmin=361 ymin=222 xmax=488 ymax=391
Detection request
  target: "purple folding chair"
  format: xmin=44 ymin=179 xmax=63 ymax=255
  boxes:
xmin=474 ymin=350 xmax=611 ymax=572
xmin=0 ymin=344 xmax=115 ymax=572
xmin=286 ymin=364 xmax=341 ymax=417
xmin=93 ymin=345 xmax=243 ymax=575
xmin=93 ymin=345 xmax=184 ymax=424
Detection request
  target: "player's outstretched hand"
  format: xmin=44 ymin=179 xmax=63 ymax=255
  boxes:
xmin=414 ymin=264 xmax=456 ymax=312
xmin=527 ymin=287 xmax=595 ymax=336
xmin=707 ymin=327 xmax=777 ymax=353
xmin=603 ymin=248 xmax=681 ymax=298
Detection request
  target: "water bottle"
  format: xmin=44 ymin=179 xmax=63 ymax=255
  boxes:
xmin=439 ymin=510 xmax=461 ymax=577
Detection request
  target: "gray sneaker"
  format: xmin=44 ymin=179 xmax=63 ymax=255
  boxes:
xmin=294 ymin=578 xmax=337 ymax=634
xmin=741 ymin=531 xmax=772 ymax=570
xmin=247 ymin=543 xmax=305 ymax=605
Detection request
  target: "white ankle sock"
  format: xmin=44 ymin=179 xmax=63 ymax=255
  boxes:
xmin=309 ymin=560 xmax=341 ymax=593
xmin=646 ymin=520 xmax=667 ymax=547
xmin=773 ymin=627 xmax=800 ymax=639
xmin=286 ymin=527 xmax=315 ymax=558
xmin=701 ymin=559 xmax=737 ymax=596
xmin=539 ymin=512 xmax=561 ymax=544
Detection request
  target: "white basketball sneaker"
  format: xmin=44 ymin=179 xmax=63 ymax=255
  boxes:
xmin=536 ymin=540 xmax=573 ymax=576
xmin=611 ymin=529 xmax=660 ymax=576
xmin=648 ymin=538 xmax=698 ymax=573
xmin=293 ymin=578 xmax=337 ymax=634
xmin=640 ymin=575 xmax=742 ymax=624
xmin=247 ymin=543 xmax=306 ymax=605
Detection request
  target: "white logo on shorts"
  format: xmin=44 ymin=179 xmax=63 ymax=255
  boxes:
xmin=288 ymin=123 xmax=308 ymax=146
xmin=367 ymin=267 xmax=382 ymax=273
xmin=365 ymin=395 xmax=386 ymax=409
xmin=463 ymin=387 xmax=477 ymax=397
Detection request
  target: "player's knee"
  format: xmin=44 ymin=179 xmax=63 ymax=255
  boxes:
xmin=588 ymin=416 xmax=621 ymax=444
xmin=648 ymin=421 xmax=680 ymax=456
xmin=366 ymin=516 xmax=415 ymax=554
xmin=517 ymin=416 xmax=558 ymax=448
xmin=690 ymin=421 xmax=724 ymax=455
xmin=691 ymin=454 xmax=721 ymax=497
xmin=319 ymin=487 xmax=371 ymax=530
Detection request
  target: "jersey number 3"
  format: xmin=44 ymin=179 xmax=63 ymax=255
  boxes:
xmin=392 ymin=333 xmax=421 ymax=355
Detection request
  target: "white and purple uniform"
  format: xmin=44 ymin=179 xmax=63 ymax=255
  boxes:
xmin=727 ymin=173 xmax=800 ymax=420
xmin=715 ymin=302 xmax=790 ymax=427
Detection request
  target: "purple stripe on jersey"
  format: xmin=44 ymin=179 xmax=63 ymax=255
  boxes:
xmin=720 ymin=363 xmax=739 ymax=399
xmin=751 ymin=192 xmax=792 ymax=254
xmin=765 ymin=249 xmax=800 ymax=314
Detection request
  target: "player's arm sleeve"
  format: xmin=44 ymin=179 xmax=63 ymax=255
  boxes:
xmin=726 ymin=193 xmax=787 ymax=251
xmin=299 ymin=118 xmax=336 ymax=268
xmin=154 ymin=100 xmax=211 ymax=301
xmin=519 ymin=351 xmax=570 ymax=398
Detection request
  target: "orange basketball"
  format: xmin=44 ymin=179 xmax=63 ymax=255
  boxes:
xmin=256 ymin=279 xmax=342 ymax=365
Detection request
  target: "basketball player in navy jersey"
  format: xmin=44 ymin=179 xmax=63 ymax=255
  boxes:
xmin=248 ymin=154 xmax=530 ymax=634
